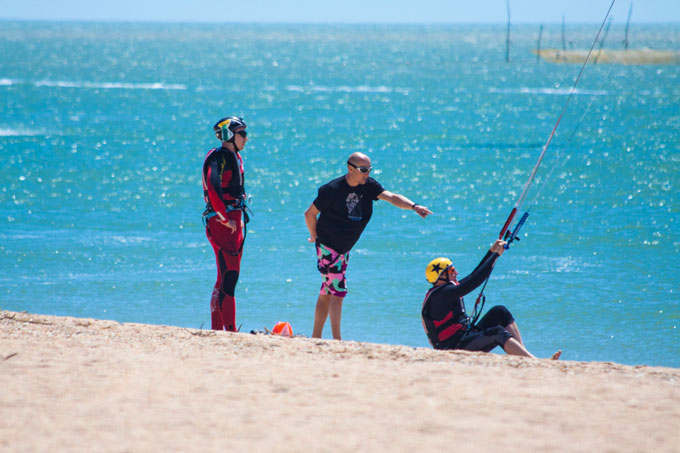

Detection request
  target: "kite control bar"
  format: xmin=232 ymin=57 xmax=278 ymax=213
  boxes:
xmin=503 ymin=211 xmax=529 ymax=249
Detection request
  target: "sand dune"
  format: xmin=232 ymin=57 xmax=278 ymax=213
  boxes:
xmin=1 ymin=310 xmax=678 ymax=452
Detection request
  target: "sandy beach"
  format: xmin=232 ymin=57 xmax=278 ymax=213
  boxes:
xmin=1 ymin=310 xmax=678 ymax=452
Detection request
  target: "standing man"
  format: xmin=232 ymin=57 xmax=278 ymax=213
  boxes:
xmin=304 ymin=152 xmax=432 ymax=340
xmin=202 ymin=116 xmax=250 ymax=331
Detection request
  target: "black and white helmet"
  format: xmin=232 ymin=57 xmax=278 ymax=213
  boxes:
xmin=213 ymin=116 xmax=247 ymax=141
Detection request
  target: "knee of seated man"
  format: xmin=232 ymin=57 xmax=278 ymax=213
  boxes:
xmin=488 ymin=305 xmax=514 ymax=325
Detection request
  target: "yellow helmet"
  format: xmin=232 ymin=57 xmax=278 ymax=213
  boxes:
xmin=426 ymin=257 xmax=453 ymax=284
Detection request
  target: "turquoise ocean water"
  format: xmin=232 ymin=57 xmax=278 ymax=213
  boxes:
xmin=1 ymin=21 xmax=678 ymax=367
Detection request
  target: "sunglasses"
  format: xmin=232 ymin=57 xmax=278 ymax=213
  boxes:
xmin=438 ymin=265 xmax=456 ymax=282
xmin=347 ymin=161 xmax=372 ymax=174
xmin=235 ymin=130 xmax=247 ymax=138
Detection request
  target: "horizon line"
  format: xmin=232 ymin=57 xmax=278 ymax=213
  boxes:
xmin=1 ymin=18 xmax=679 ymax=25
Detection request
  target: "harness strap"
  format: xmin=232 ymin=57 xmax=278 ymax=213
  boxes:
xmin=202 ymin=201 xmax=252 ymax=256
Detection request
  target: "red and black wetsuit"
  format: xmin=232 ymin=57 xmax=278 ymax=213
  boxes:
xmin=421 ymin=251 xmax=514 ymax=352
xmin=202 ymin=146 xmax=246 ymax=331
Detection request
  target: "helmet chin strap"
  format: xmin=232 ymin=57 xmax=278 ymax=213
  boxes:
xmin=222 ymin=137 xmax=240 ymax=152
xmin=440 ymin=267 xmax=453 ymax=284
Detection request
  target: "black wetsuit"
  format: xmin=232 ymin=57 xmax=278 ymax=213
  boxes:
xmin=421 ymin=251 xmax=514 ymax=352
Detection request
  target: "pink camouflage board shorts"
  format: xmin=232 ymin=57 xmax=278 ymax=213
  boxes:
xmin=316 ymin=242 xmax=349 ymax=297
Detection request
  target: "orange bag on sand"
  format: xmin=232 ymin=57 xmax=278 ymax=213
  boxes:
xmin=271 ymin=321 xmax=293 ymax=337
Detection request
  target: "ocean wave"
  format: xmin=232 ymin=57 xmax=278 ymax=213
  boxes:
xmin=33 ymin=80 xmax=186 ymax=90
xmin=109 ymin=235 xmax=153 ymax=244
xmin=0 ymin=128 xmax=44 ymax=137
xmin=489 ymin=87 xmax=609 ymax=96
xmin=286 ymin=84 xmax=408 ymax=94
xmin=0 ymin=78 xmax=15 ymax=86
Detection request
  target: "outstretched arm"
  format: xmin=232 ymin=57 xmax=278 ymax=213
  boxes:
xmin=457 ymin=239 xmax=507 ymax=292
xmin=377 ymin=190 xmax=432 ymax=218
xmin=304 ymin=203 xmax=320 ymax=243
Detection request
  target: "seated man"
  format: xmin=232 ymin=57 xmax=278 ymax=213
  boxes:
xmin=421 ymin=239 xmax=561 ymax=359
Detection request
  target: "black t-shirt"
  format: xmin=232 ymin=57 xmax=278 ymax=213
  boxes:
xmin=313 ymin=175 xmax=385 ymax=253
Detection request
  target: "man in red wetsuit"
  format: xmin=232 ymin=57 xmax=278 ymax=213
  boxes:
xmin=201 ymin=116 xmax=249 ymax=331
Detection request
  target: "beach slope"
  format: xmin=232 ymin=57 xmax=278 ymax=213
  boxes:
xmin=1 ymin=310 xmax=678 ymax=452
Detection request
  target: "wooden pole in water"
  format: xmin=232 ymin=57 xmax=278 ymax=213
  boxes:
xmin=537 ymin=25 xmax=544 ymax=63
xmin=595 ymin=17 xmax=613 ymax=64
xmin=505 ymin=0 xmax=511 ymax=62
xmin=624 ymin=3 xmax=633 ymax=49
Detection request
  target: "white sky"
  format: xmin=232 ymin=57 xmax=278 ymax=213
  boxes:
xmin=0 ymin=0 xmax=678 ymax=23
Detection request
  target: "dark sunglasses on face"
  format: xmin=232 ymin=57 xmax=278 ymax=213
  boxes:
xmin=347 ymin=161 xmax=372 ymax=174
xmin=235 ymin=130 xmax=247 ymax=137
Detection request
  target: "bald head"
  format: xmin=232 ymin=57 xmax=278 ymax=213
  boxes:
xmin=347 ymin=152 xmax=371 ymax=166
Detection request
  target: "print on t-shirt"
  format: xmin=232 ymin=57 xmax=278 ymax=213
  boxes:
xmin=346 ymin=193 xmax=363 ymax=221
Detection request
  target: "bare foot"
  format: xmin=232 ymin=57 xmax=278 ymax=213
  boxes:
xmin=551 ymin=350 xmax=562 ymax=360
